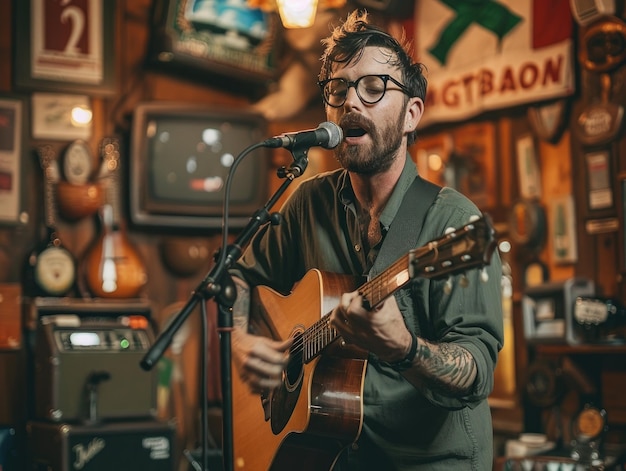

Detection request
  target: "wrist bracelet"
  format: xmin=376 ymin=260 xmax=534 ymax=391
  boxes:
xmin=388 ymin=333 xmax=418 ymax=372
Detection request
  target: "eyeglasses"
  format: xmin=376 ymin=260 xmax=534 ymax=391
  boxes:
xmin=318 ymin=74 xmax=412 ymax=108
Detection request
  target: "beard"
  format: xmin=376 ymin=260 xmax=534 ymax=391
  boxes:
xmin=335 ymin=108 xmax=406 ymax=175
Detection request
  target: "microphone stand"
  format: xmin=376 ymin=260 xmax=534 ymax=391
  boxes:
xmin=141 ymin=146 xmax=310 ymax=471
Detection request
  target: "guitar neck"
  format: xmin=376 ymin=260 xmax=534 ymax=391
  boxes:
xmin=301 ymin=259 xmax=411 ymax=364
xmin=100 ymin=138 xmax=122 ymax=228
xmin=301 ymin=217 xmax=496 ymax=363
xmin=37 ymin=145 xmax=61 ymax=236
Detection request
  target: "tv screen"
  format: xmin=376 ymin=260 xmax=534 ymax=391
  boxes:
xmin=128 ymin=102 xmax=270 ymax=231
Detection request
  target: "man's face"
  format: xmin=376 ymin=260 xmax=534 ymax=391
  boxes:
xmin=325 ymin=46 xmax=409 ymax=175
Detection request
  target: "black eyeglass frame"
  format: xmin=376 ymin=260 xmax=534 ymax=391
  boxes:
xmin=317 ymin=74 xmax=412 ymax=108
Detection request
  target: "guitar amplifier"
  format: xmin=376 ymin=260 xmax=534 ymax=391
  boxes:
xmin=27 ymin=419 xmax=175 ymax=471
xmin=522 ymin=278 xmax=596 ymax=344
xmin=33 ymin=315 xmax=158 ymax=422
xmin=0 ymin=427 xmax=18 ymax=471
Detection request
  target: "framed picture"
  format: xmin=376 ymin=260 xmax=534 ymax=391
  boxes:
xmin=13 ymin=0 xmax=117 ymax=96
xmin=31 ymin=93 xmax=93 ymax=140
xmin=415 ymin=123 xmax=497 ymax=210
xmin=147 ymin=0 xmax=282 ymax=86
xmin=0 ymin=95 xmax=28 ymax=225
xmin=550 ymin=194 xmax=578 ymax=265
xmin=516 ymin=134 xmax=542 ymax=200
xmin=585 ymin=150 xmax=613 ymax=211
xmin=450 ymin=121 xmax=497 ymax=210
xmin=413 ymin=132 xmax=453 ymax=187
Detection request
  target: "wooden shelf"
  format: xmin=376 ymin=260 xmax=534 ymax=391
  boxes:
xmin=531 ymin=343 xmax=626 ymax=355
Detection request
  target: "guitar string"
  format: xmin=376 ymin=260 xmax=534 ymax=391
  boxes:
xmin=285 ymin=224 xmax=475 ymax=359
xmin=287 ymin=256 xmax=413 ymax=359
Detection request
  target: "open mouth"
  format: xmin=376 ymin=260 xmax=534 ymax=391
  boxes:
xmin=345 ymin=127 xmax=367 ymax=138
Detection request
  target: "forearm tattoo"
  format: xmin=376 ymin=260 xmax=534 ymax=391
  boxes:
xmin=413 ymin=339 xmax=477 ymax=395
xmin=232 ymin=277 xmax=251 ymax=331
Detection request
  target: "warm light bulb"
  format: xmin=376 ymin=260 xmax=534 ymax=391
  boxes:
xmin=276 ymin=0 xmax=318 ymax=28
xmin=70 ymin=105 xmax=93 ymax=126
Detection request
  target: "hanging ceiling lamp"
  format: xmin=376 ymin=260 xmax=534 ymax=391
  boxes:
xmin=275 ymin=0 xmax=319 ymax=28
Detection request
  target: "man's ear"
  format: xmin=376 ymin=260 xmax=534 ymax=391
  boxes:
xmin=404 ymin=97 xmax=424 ymax=133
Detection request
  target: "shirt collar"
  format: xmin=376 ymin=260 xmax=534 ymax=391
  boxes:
xmin=337 ymin=154 xmax=418 ymax=228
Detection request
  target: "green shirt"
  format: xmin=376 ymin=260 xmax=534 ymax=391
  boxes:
xmin=233 ymin=156 xmax=504 ymax=470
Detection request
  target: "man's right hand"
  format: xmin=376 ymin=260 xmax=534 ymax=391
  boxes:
xmin=231 ymin=327 xmax=292 ymax=395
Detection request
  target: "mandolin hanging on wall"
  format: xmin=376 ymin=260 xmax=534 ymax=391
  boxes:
xmin=80 ymin=137 xmax=147 ymax=299
xmin=23 ymin=145 xmax=77 ymax=298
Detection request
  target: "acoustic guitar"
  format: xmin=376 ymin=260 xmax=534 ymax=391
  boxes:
xmin=23 ymin=145 xmax=77 ymax=298
xmin=231 ymin=215 xmax=497 ymax=470
xmin=81 ymin=138 xmax=147 ymax=299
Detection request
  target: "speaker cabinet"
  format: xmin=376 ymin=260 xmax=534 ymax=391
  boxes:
xmin=27 ymin=419 xmax=175 ymax=471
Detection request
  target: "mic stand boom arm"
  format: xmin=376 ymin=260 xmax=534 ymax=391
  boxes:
xmin=140 ymin=148 xmax=310 ymax=471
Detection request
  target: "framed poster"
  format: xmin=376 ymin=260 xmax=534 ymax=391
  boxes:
xmin=450 ymin=121 xmax=498 ymax=210
xmin=414 ymin=132 xmax=452 ymax=187
xmin=585 ymin=150 xmax=613 ymax=211
xmin=31 ymin=93 xmax=93 ymax=140
xmin=147 ymin=0 xmax=282 ymax=85
xmin=0 ymin=95 xmax=28 ymax=225
xmin=14 ymin=0 xmax=117 ymax=96
xmin=550 ymin=194 xmax=578 ymax=265
xmin=516 ymin=134 xmax=542 ymax=200
xmin=415 ymin=123 xmax=497 ymax=211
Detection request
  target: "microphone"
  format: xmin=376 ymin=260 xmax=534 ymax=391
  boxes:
xmin=263 ymin=121 xmax=343 ymax=150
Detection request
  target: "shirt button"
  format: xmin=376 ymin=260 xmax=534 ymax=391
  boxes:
xmin=351 ymin=443 xmax=359 ymax=451
xmin=354 ymin=244 xmax=361 ymax=252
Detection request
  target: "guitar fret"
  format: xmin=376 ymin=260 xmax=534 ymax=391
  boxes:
xmin=303 ymin=315 xmax=339 ymax=363
xmin=361 ymin=256 xmax=412 ymax=309
xmin=299 ymin=217 xmax=495 ymax=363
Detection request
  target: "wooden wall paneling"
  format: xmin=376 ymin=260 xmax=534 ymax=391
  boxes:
xmin=593 ymin=230 xmax=620 ymax=297
xmin=538 ymin=133 xmax=576 ymax=283
xmin=508 ymin=113 xmax=547 ymax=279
xmin=618 ymin=131 xmax=626 ymax=174
xmin=0 ymin=1 xmax=11 ymax=92
xmin=570 ymin=123 xmax=622 ymax=300
xmin=497 ymin=117 xmax=515 ymax=211
xmin=0 ymin=350 xmax=26 ymax=425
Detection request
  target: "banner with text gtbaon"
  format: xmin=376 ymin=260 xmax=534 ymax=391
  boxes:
xmin=415 ymin=0 xmax=575 ymax=128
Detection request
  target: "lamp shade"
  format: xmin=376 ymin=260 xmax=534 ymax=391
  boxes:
xmin=276 ymin=0 xmax=319 ymax=28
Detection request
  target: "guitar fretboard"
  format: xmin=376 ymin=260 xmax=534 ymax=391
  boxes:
xmin=297 ymin=217 xmax=495 ymax=364
xmin=37 ymin=145 xmax=61 ymax=232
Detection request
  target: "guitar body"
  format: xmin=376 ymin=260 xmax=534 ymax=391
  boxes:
xmin=23 ymin=145 xmax=77 ymax=298
xmin=232 ymin=269 xmax=367 ymax=471
xmin=81 ymin=228 xmax=147 ymax=299
xmin=80 ymin=138 xmax=147 ymax=299
xmin=24 ymin=236 xmax=77 ymax=298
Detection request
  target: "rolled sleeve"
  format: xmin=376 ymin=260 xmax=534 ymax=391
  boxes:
xmin=406 ymin=189 xmax=505 ymax=409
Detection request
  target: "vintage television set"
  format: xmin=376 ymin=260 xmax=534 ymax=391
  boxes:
xmin=128 ymin=102 xmax=270 ymax=231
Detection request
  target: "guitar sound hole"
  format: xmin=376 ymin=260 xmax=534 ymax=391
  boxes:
xmin=285 ymin=331 xmax=304 ymax=391
xmin=270 ymin=330 xmax=304 ymax=434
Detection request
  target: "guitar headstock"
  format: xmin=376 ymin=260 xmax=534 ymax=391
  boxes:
xmin=100 ymin=137 xmax=120 ymax=174
xmin=409 ymin=215 xmax=498 ymax=281
xmin=37 ymin=145 xmax=60 ymax=184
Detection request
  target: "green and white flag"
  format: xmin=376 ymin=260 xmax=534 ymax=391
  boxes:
xmin=415 ymin=0 xmax=575 ymax=127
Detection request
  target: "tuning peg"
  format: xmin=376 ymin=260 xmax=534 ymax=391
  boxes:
xmin=444 ymin=277 xmax=453 ymax=294
xmin=480 ymin=267 xmax=489 ymax=283
xmin=459 ymin=274 xmax=469 ymax=288
xmin=469 ymin=214 xmax=481 ymax=222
